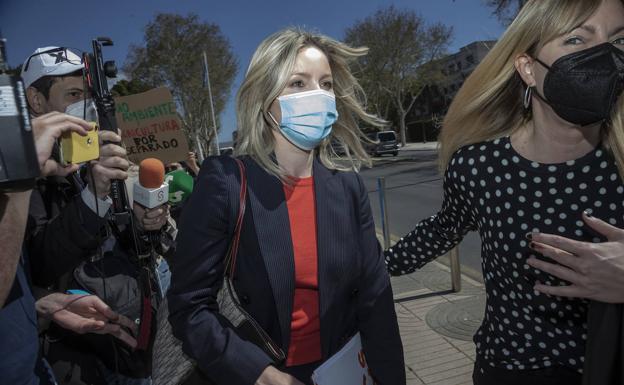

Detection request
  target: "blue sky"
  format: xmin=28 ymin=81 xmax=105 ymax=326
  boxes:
xmin=0 ymin=0 xmax=505 ymax=144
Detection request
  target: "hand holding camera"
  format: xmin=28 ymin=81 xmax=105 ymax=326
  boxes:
xmin=86 ymin=129 xmax=130 ymax=199
xmin=31 ymin=112 xmax=93 ymax=177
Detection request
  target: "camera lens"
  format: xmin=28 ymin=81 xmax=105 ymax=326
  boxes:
xmin=104 ymin=61 xmax=117 ymax=78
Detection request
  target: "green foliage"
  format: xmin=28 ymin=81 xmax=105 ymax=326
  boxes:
xmin=345 ymin=5 xmax=453 ymax=145
xmin=5 ymin=64 xmax=22 ymax=77
xmin=111 ymin=78 xmax=151 ymax=97
xmin=123 ymin=13 xmax=238 ymax=152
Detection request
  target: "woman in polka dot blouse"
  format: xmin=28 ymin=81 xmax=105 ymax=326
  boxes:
xmin=385 ymin=1 xmax=624 ymax=384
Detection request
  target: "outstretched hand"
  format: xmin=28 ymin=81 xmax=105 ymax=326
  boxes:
xmin=36 ymin=293 xmax=138 ymax=348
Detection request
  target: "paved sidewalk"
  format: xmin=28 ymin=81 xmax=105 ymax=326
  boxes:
xmin=389 ymin=255 xmax=486 ymax=385
xmin=401 ymin=142 xmax=439 ymax=151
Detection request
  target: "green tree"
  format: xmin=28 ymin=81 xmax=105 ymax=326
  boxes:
xmin=6 ymin=64 xmax=22 ymax=77
xmin=345 ymin=6 xmax=453 ymax=145
xmin=124 ymin=13 xmax=237 ymax=154
xmin=111 ymin=78 xmax=151 ymax=97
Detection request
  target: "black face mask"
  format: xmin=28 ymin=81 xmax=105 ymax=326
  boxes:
xmin=533 ymin=42 xmax=624 ymax=126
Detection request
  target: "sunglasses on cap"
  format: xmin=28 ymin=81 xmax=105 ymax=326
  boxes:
xmin=23 ymin=47 xmax=83 ymax=72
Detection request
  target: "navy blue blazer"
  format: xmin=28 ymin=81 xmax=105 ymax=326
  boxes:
xmin=168 ymin=156 xmax=405 ymax=385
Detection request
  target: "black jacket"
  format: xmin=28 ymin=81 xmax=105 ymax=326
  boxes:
xmin=26 ymin=172 xmax=176 ymax=381
xmin=168 ymin=156 xmax=405 ymax=385
xmin=26 ymin=173 xmax=176 ymax=288
xmin=27 ymin=175 xmax=109 ymax=287
xmin=583 ymin=302 xmax=624 ymax=385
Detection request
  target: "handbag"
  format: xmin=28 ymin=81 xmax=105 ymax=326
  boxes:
xmin=152 ymin=158 xmax=286 ymax=385
xmin=50 ymin=251 xmax=156 ymax=379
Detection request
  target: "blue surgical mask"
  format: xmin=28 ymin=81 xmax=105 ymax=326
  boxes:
xmin=269 ymin=89 xmax=338 ymax=151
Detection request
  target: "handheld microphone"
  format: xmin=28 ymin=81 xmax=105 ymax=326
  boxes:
xmin=164 ymin=169 xmax=194 ymax=205
xmin=134 ymin=158 xmax=169 ymax=209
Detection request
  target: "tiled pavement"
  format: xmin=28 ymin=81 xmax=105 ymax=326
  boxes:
xmin=372 ymin=145 xmax=483 ymax=384
xmin=390 ymin=258 xmax=486 ymax=385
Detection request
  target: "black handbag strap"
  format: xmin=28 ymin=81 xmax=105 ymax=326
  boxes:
xmin=223 ymin=158 xmax=247 ymax=277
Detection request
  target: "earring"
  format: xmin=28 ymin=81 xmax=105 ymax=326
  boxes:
xmin=523 ymin=86 xmax=532 ymax=109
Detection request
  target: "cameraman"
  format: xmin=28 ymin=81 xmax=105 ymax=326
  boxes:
xmin=0 ymin=114 xmax=136 ymax=384
xmin=21 ymin=46 xmax=175 ymax=385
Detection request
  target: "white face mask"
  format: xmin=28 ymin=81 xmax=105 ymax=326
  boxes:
xmin=65 ymin=98 xmax=98 ymax=122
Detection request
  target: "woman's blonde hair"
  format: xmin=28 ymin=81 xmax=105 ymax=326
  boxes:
xmin=235 ymin=27 xmax=384 ymax=180
xmin=438 ymin=0 xmax=624 ymax=176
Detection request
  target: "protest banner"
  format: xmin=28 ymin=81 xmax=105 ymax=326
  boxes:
xmin=115 ymin=87 xmax=189 ymax=164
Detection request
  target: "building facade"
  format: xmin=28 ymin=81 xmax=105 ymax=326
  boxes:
xmin=407 ymin=40 xmax=496 ymax=142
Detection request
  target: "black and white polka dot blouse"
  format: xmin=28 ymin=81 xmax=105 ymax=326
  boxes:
xmin=385 ymin=136 xmax=624 ymax=373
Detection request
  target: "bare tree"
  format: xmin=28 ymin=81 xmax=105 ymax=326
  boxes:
xmin=484 ymin=0 xmax=529 ymax=24
xmin=345 ymin=6 xmax=453 ymax=145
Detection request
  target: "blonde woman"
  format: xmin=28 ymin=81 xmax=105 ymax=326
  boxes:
xmin=168 ymin=28 xmax=405 ymax=385
xmin=385 ymin=0 xmax=624 ymax=384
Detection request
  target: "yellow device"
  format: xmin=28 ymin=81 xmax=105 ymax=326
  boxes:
xmin=58 ymin=122 xmax=100 ymax=165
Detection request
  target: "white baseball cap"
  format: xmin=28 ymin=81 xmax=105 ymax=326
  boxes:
xmin=21 ymin=46 xmax=83 ymax=89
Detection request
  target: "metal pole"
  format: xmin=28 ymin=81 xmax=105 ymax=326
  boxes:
xmin=449 ymin=246 xmax=461 ymax=292
xmin=377 ymin=177 xmax=391 ymax=249
xmin=203 ymin=51 xmax=220 ymax=156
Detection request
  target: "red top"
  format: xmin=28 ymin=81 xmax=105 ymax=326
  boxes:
xmin=283 ymin=176 xmax=322 ymax=367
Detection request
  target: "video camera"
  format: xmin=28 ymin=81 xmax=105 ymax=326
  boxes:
xmin=0 ymin=36 xmax=134 ymax=222
xmin=0 ymin=37 xmax=40 ymax=192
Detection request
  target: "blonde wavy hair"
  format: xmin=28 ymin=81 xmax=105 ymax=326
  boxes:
xmin=439 ymin=0 xmax=624 ymax=177
xmin=235 ymin=27 xmax=384 ymax=180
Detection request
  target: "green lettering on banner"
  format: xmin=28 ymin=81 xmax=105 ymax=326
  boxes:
xmin=119 ymin=102 xmax=177 ymax=124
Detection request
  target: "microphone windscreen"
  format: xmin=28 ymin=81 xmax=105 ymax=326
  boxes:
xmin=165 ymin=170 xmax=194 ymax=204
xmin=139 ymin=158 xmax=165 ymax=188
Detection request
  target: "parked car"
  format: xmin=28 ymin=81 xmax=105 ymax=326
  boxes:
xmin=365 ymin=130 xmax=399 ymax=157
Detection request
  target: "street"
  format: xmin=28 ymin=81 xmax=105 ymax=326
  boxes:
xmin=360 ymin=146 xmax=484 ymax=282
